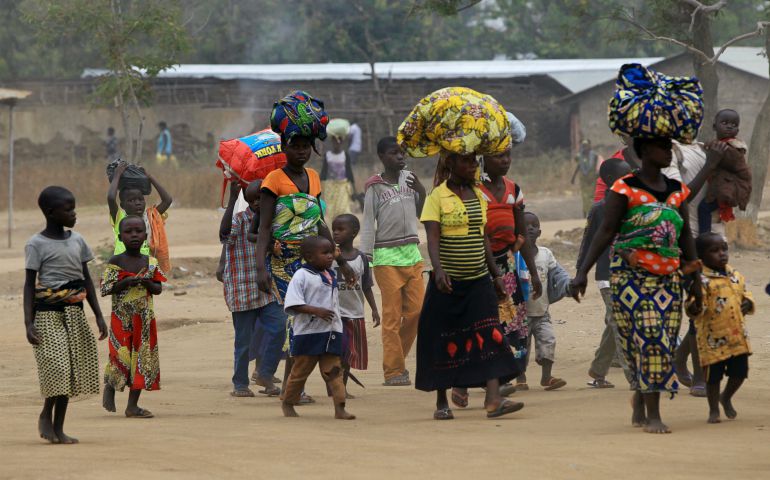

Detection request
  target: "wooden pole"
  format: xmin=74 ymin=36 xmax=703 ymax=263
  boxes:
xmin=8 ymin=102 xmax=14 ymax=248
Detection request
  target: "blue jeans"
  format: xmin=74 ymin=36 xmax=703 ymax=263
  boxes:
xmin=232 ymin=302 xmax=287 ymax=389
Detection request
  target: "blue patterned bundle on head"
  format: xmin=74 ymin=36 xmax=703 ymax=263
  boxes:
xmin=608 ymin=63 xmax=704 ymax=144
xmin=270 ymin=91 xmax=329 ymax=142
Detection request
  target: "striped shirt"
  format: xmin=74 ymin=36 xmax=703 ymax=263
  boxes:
xmin=222 ymin=208 xmax=277 ymax=312
xmin=439 ymin=197 xmax=487 ymax=280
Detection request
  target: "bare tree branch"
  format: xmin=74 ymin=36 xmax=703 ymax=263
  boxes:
xmin=680 ymin=0 xmax=728 ymax=33
xmin=619 ymin=11 xmax=770 ymax=65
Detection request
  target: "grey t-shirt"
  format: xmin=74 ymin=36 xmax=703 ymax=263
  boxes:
xmin=333 ymin=252 xmax=373 ymax=319
xmin=25 ymin=231 xmax=94 ymax=288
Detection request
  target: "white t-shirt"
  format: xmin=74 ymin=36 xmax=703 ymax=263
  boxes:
xmin=671 ymin=141 xmax=725 ymax=237
xmin=526 ymin=246 xmax=558 ymax=317
xmin=348 ymin=123 xmax=362 ymax=153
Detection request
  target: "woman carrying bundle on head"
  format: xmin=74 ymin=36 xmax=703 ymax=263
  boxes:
xmin=320 ymin=118 xmax=357 ymax=221
xmin=399 ymin=86 xmax=525 ymax=420
xmin=250 ymin=91 xmax=356 ymax=405
xmin=571 ymin=64 xmax=704 ymax=434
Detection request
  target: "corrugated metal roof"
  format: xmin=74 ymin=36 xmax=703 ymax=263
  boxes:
xmin=82 ymin=57 xmax=663 ymax=93
xmin=716 ymin=46 xmax=768 ymax=79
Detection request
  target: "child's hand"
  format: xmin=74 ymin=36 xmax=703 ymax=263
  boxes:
xmin=406 ymin=173 xmax=425 ymax=194
xmin=215 ymin=263 xmax=224 ymax=282
xmin=95 ymin=315 xmax=108 ymax=340
xmin=433 ymin=268 xmax=452 ymax=294
xmin=530 ymin=274 xmax=543 ymax=300
xmin=312 ymin=307 xmax=336 ymax=322
xmin=372 ymin=310 xmax=381 ymax=328
xmin=686 ymin=300 xmax=702 ymax=317
xmin=26 ymin=324 xmax=41 ymax=345
xmin=115 ymin=161 xmax=129 ymax=177
xmin=741 ymin=298 xmax=753 ymax=315
xmin=339 ymin=262 xmax=357 ymax=286
xmin=257 ymin=269 xmax=272 ymax=293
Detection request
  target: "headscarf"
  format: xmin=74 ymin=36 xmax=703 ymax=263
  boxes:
xmin=608 ymin=63 xmax=703 ymax=144
xmin=270 ymin=91 xmax=329 ymax=142
xmin=397 ymin=86 xmax=511 ymax=158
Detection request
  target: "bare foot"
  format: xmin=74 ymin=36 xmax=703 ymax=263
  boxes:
xmin=53 ymin=429 xmax=79 ymax=444
xmin=38 ymin=415 xmax=59 ymax=444
xmin=643 ymin=419 xmax=671 ymax=434
xmin=102 ymin=385 xmax=116 ymax=413
xmin=630 ymin=392 xmax=647 ymax=427
xmin=334 ymin=403 xmax=356 ymax=420
xmin=282 ymin=401 xmax=299 ymax=418
xmin=720 ymin=394 xmax=737 ymax=419
xmin=708 ymin=410 xmax=721 ymax=424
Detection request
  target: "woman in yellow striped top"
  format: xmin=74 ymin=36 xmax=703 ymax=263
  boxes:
xmin=415 ymin=152 xmax=524 ymax=420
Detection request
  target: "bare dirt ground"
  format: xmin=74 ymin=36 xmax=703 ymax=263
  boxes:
xmin=1 ymin=203 xmax=770 ymax=479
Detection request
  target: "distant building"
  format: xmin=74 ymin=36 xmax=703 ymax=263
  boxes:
xmin=1 ymin=51 xmax=766 ymax=166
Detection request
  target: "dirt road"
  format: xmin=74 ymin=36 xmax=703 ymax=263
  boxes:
xmin=1 ymin=207 xmax=770 ymax=479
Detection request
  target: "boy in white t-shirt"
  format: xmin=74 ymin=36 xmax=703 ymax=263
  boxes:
xmin=516 ymin=212 xmax=572 ymax=391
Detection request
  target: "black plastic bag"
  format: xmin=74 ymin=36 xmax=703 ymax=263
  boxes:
xmin=106 ymin=161 xmax=152 ymax=195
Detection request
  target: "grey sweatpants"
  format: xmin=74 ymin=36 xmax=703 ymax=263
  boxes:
xmin=526 ymin=313 xmax=556 ymax=365
xmin=589 ymin=288 xmax=632 ymax=383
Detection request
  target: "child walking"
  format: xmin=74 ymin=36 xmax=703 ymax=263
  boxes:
xmin=107 ymin=161 xmax=173 ymax=272
xmin=24 ymin=186 xmax=107 ymax=443
xmin=577 ymin=158 xmax=633 ymax=388
xmin=360 ymin=136 xmax=426 ymax=386
xmin=219 ymin=180 xmax=286 ymax=397
xmin=687 ymin=232 xmax=755 ymax=423
xmin=332 ymin=214 xmax=380 ymax=397
xmin=515 ymin=211 xmax=570 ymax=391
xmin=101 ymin=216 xmax=166 ymax=418
xmin=281 ymin=236 xmax=355 ymax=420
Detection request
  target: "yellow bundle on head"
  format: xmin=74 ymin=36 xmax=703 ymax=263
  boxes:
xmin=397 ymin=87 xmax=512 ymax=158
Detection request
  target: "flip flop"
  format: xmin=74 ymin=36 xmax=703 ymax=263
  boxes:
xmin=230 ymin=388 xmax=255 ymax=398
xmin=433 ymin=407 xmax=454 ymax=420
xmin=125 ymin=408 xmax=154 ymax=418
xmin=587 ymin=379 xmax=615 ymax=389
xmin=499 ymin=383 xmax=517 ymax=397
xmin=486 ymin=400 xmax=524 ymax=418
xmin=690 ymin=385 xmax=707 ymax=398
xmin=298 ymin=393 xmax=316 ymax=405
xmin=451 ymin=388 xmax=469 ymax=408
xmin=258 ymin=386 xmax=281 ymax=397
xmin=544 ymin=377 xmax=567 ymax=391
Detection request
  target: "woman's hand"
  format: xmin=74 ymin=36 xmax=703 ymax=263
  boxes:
xmin=26 ymin=324 xmax=41 ymax=345
xmin=569 ymin=272 xmax=588 ymax=303
xmin=433 ymin=268 xmax=452 ymax=294
xmin=689 ymin=276 xmax=703 ymax=315
xmin=257 ymin=268 xmax=272 ymax=294
xmin=95 ymin=315 xmax=108 ymax=340
xmin=339 ymin=262 xmax=357 ymax=286
xmin=493 ymin=276 xmax=507 ymax=300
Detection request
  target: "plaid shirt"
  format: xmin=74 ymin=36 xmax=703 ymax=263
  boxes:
xmin=222 ymin=208 xmax=276 ymax=312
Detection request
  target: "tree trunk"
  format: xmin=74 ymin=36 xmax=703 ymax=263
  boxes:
xmin=691 ymin=8 xmax=719 ymax=134
xmin=117 ymin=94 xmax=133 ymax=162
xmin=744 ymin=31 xmax=770 ymax=222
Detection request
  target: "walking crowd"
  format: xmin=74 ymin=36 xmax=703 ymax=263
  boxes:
xmin=22 ymin=63 xmax=767 ymax=444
